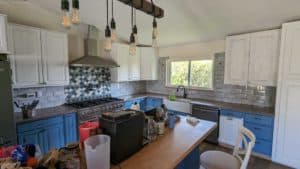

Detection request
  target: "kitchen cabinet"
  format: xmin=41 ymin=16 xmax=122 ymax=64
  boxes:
xmin=8 ymin=24 xmax=69 ymax=87
xmin=110 ymin=43 xmax=130 ymax=82
xmin=224 ymin=34 xmax=250 ymax=86
xmin=140 ymin=47 xmax=158 ymax=80
xmin=273 ymin=21 xmax=300 ymax=168
xmin=64 ymin=113 xmax=78 ymax=144
xmin=219 ymin=109 xmax=274 ymax=157
xmin=0 ymin=14 xmax=8 ymax=53
xmin=8 ymin=24 xmax=42 ymax=86
xmin=41 ymin=30 xmax=69 ymax=85
xmin=248 ymin=30 xmax=280 ymax=86
xmin=17 ymin=113 xmax=78 ymax=154
xmin=124 ymin=97 xmax=163 ymax=112
xmin=219 ymin=110 xmax=244 ymax=146
xmin=128 ymin=47 xmax=141 ymax=81
xmin=224 ymin=29 xmax=280 ymax=86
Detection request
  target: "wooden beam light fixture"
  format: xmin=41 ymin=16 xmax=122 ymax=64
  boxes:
xmin=117 ymin=0 xmax=164 ymax=18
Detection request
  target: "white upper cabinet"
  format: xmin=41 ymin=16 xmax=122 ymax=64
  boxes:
xmin=8 ymin=24 xmax=43 ymax=87
xmin=248 ymin=30 xmax=280 ymax=86
xmin=224 ymin=34 xmax=250 ymax=86
xmin=128 ymin=48 xmax=140 ymax=81
xmin=110 ymin=43 xmax=129 ymax=82
xmin=140 ymin=47 xmax=158 ymax=80
xmin=8 ymin=24 xmax=69 ymax=87
xmin=0 ymin=14 xmax=9 ymax=53
xmin=110 ymin=43 xmax=143 ymax=82
xmin=224 ymin=29 xmax=280 ymax=86
xmin=41 ymin=30 xmax=69 ymax=85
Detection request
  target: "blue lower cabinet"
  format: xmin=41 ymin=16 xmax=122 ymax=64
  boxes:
xmin=17 ymin=113 xmax=78 ymax=154
xmin=244 ymin=122 xmax=273 ymax=141
xmin=64 ymin=113 xmax=78 ymax=144
xmin=253 ymin=139 xmax=273 ymax=156
xmin=176 ymin=146 xmax=200 ymax=169
xmin=124 ymin=97 xmax=163 ymax=112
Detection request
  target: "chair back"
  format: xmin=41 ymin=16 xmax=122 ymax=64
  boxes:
xmin=233 ymin=127 xmax=256 ymax=169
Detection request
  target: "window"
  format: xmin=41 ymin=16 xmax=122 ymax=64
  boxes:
xmin=166 ymin=58 xmax=213 ymax=90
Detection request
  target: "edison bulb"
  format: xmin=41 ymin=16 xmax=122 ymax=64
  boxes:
xmin=104 ymin=37 xmax=112 ymax=51
xmin=152 ymin=38 xmax=158 ymax=48
xmin=62 ymin=11 xmax=71 ymax=28
xmin=71 ymin=8 xmax=80 ymax=24
xmin=111 ymin=29 xmax=117 ymax=42
xmin=152 ymin=27 xmax=158 ymax=39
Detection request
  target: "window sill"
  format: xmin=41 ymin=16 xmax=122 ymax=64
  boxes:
xmin=165 ymin=85 xmax=214 ymax=91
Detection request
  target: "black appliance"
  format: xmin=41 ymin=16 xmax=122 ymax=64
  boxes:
xmin=0 ymin=60 xmax=17 ymax=146
xmin=99 ymin=110 xmax=144 ymax=164
xmin=192 ymin=104 xmax=219 ymax=144
xmin=66 ymin=98 xmax=124 ymax=124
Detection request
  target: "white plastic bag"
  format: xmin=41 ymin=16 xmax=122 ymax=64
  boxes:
xmin=84 ymin=135 xmax=111 ymax=169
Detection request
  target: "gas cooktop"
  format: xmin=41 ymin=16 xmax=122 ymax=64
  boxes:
xmin=66 ymin=97 xmax=123 ymax=109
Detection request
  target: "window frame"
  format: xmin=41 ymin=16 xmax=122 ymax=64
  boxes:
xmin=165 ymin=56 xmax=214 ymax=91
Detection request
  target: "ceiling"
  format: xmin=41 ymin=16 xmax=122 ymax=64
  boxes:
xmin=17 ymin=0 xmax=300 ymax=46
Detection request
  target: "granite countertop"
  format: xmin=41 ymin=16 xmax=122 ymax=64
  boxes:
xmin=15 ymin=105 xmax=77 ymax=124
xmin=119 ymin=93 xmax=275 ymax=116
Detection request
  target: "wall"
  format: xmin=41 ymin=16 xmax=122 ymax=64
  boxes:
xmin=13 ymin=87 xmax=66 ymax=112
xmin=158 ymin=40 xmax=225 ymax=58
xmin=146 ymin=53 xmax=276 ymax=107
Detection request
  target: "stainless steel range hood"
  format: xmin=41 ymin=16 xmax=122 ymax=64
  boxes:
xmin=70 ymin=26 xmax=119 ymax=68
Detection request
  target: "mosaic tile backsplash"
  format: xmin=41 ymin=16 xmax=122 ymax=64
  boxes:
xmin=64 ymin=67 xmax=111 ymax=102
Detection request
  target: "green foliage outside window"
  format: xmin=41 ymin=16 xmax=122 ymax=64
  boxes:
xmin=169 ymin=59 xmax=213 ymax=89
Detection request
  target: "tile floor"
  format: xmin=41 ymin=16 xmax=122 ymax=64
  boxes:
xmin=199 ymin=143 xmax=294 ymax=169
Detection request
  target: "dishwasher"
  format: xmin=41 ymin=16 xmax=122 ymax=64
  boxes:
xmin=192 ymin=104 xmax=219 ymax=144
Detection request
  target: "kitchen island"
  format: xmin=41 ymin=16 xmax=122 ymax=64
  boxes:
xmin=110 ymin=117 xmax=216 ymax=169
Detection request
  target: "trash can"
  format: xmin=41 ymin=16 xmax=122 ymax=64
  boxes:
xmin=84 ymin=135 xmax=110 ymax=169
xmin=79 ymin=122 xmax=99 ymax=143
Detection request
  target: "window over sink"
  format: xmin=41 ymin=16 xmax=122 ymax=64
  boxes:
xmin=166 ymin=57 xmax=214 ymax=90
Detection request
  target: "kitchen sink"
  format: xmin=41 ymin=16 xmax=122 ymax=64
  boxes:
xmin=163 ymin=99 xmax=191 ymax=114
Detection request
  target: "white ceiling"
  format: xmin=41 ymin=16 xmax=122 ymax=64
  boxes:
xmin=21 ymin=0 xmax=300 ymax=46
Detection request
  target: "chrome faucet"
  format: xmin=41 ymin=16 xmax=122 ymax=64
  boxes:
xmin=176 ymin=85 xmax=188 ymax=98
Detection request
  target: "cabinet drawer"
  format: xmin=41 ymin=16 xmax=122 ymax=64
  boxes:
xmin=253 ymin=139 xmax=272 ymax=156
xmin=17 ymin=116 xmax=63 ymax=133
xmin=244 ymin=113 xmax=273 ymax=126
xmin=245 ymin=122 xmax=273 ymax=141
xmin=220 ymin=109 xmax=244 ymax=118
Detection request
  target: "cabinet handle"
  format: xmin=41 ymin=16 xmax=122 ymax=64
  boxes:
xmin=254 ymin=127 xmax=261 ymax=130
xmin=254 ymin=117 xmax=262 ymax=120
xmin=227 ymin=117 xmax=233 ymax=120
xmin=256 ymin=141 xmax=260 ymax=144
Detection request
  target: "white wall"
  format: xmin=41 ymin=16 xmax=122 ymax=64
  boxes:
xmin=158 ymin=40 xmax=225 ymax=58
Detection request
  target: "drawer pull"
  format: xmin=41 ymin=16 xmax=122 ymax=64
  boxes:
xmin=254 ymin=117 xmax=262 ymax=120
xmin=254 ymin=127 xmax=261 ymax=130
xmin=256 ymin=141 xmax=260 ymax=144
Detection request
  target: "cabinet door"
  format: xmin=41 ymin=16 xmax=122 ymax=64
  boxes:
xmin=140 ymin=47 xmax=158 ymax=80
xmin=46 ymin=123 xmax=65 ymax=150
xmin=248 ymin=30 xmax=280 ymax=86
xmin=8 ymin=24 xmax=43 ymax=87
xmin=0 ymin=14 xmax=8 ymax=53
xmin=41 ymin=30 xmax=69 ymax=85
xmin=224 ymin=34 xmax=250 ymax=85
xmin=273 ymin=21 xmax=300 ymax=168
xmin=111 ymin=43 xmax=129 ymax=82
xmin=18 ymin=129 xmax=49 ymax=154
xmin=128 ymin=48 xmax=141 ymax=81
xmin=64 ymin=113 xmax=78 ymax=144
xmin=219 ymin=115 xmax=244 ymax=146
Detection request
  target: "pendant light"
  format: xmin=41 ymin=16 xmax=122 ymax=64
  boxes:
xmin=71 ymin=0 xmax=80 ymax=24
xmin=133 ymin=9 xmax=138 ymax=44
xmin=61 ymin=0 xmax=71 ymax=28
xmin=110 ymin=0 xmax=117 ymax=42
xmin=129 ymin=1 xmax=136 ymax=56
xmin=151 ymin=0 xmax=158 ymax=47
xmin=104 ymin=0 xmax=112 ymax=51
